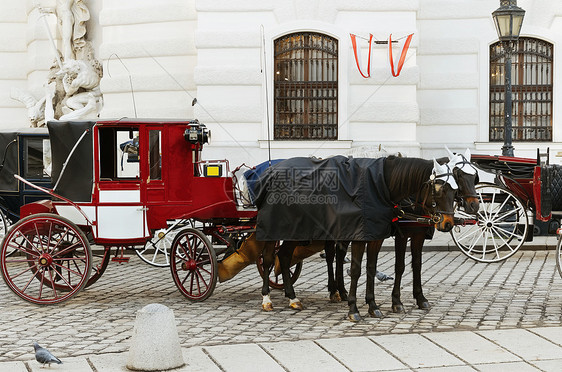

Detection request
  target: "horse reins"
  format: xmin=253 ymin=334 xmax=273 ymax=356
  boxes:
xmin=393 ymin=164 xmax=456 ymax=225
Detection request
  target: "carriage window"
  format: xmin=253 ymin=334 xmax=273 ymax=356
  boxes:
xmin=149 ymin=130 xmax=161 ymax=180
xmin=23 ymin=137 xmax=50 ymax=179
xmin=99 ymin=127 xmax=140 ymax=180
xmin=490 ymin=37 xmax=553 ymax=141
xmin=274 ymin=32 xmax=338 ymax=140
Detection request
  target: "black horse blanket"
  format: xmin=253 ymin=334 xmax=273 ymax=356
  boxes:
xmin=254 ymin=156 xmax=395 ymax=241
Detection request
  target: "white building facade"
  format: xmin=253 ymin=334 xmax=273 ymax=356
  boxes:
xmin=1 ymin=0 xmax=562 ymax=166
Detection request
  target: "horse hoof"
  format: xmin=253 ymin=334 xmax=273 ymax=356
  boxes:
xmin=339 ymin=292 xmax=348 ymax=301
xmin=368 ymin=308 xmax=383 ymax=318
xmin=330 ymin=293 xmax=341 ymax=303
xmin=392 ymin=304 xmax=405 ymax=313
xmin=262 ymin=303 xmax=273 ymax=311
xmin=418 ymin=301 xmax=430 ymax=310
xmin=289 ymin=299 xmax=304 ymax=310
xmin=348 ymin=313 xmax=362 ymax=322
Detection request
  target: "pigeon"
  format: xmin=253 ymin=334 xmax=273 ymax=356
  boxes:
xmin=346 ymin=269 xmax=394 ymax=281
xmin=375 ymin=271 xmax=394 ymax=282
xmin=33 ymin=342 xmax=62 ymax=367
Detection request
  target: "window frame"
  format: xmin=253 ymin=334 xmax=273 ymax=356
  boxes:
xmin=489 ymin=37 xmax=553 ymax=142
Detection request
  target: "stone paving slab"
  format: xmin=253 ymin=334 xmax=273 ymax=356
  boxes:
xmin=0 ymin=361 xmax=27 ymax=372
xmin=369 ymin=333 xmax=464 ymax=369
xmin=316 ymin=336 xmax=405 ymax=371
xmin=474 ymin=361 xmax=541 ymax=371
xmin=477 ymin=328 xmax=562 ymax=361
xmin=423 ymin=331 xmax=520 ymax=364
xmin=261 ymin=340 xmax=350 ymax=372
xmin=203 ymin=343 xmax=284 ymax=372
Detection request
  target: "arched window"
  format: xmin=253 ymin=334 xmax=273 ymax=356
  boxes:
xmin=490 ymin=37 xmax=553 ymax=142
xmin=274 ymin=32 xmax=338 ymax=140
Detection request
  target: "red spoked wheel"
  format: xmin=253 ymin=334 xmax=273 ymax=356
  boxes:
xmin=85 ymin=246 xmax=111 ymax=288
xmin=0 ymin=213 xmax=92 ymax=305
xmin=170 ymin=228 xmax=217 ymax=301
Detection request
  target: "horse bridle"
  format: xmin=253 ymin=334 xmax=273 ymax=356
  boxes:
xmin=394 ymin=165 xmax=456 ymax=225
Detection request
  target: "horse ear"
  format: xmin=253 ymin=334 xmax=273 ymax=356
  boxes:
xmin=464 ymin=148 xmax=471 ymax=161
xmin=432 ymin=158 xmax=442 ymax=173
xmin=445 ymin=146 xmax=455 ymax=161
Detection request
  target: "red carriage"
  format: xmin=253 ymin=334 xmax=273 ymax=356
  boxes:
xmin=0 ymin=119 xmax=261 ymax=304
xmin=450 ymin=152 xmax=555 ymax=263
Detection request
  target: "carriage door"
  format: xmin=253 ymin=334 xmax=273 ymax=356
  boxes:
xmin=141 ymin=127 xmax=165 ymax=226
xmin=96 ymin=126 xmax=148 ymax=240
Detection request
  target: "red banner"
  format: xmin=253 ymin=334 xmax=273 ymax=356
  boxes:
xmin=389 ymin=33 xmax=414 ymax=77
xmin=350 ymin=33 xmax=373 ymax=78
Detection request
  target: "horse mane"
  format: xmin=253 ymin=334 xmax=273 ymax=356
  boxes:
xmin=384 ymin=155 xmax=435 ymax=202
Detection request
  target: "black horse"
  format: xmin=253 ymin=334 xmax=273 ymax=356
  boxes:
xmin=389 ymin=150 xmax=479 ymax=313
xmin=255 ymin=156 xmax=460 ymax=312
xmin=321 ymin=151 xmax=479 ymax=318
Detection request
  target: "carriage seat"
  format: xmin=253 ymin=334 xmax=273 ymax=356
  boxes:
xmin=550 ymin=164 xmax=562 ymax=212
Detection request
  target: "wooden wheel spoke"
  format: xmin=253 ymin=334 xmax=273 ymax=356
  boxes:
xmin=21 ymin=269 xmax=38 ymax=292
xmin=9 ymin=263 xmax=39 ymax=280
xmin=47 ymin=267 xmax=58 ymax=298
xmin=51 ymin=241 xmax=82 ymax=258
xmin=5 ymin=241 xmax=40 ymax=258
xmin=51 ymin=261 xmax=85 ymax=279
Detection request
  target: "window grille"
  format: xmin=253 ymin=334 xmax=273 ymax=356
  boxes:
xmin=274 ymin=32 xmax=338 ymax=140
xmin=490 ymin=37 xmax=553 ymax=142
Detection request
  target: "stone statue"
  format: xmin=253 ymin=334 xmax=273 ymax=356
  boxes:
xmin=10 ymin=89 xmax=47 ymax=127
xmin=13 ymin=1 xmax=102 ymax=126
xmin=56 ymin=0 xmax=90 ymax=61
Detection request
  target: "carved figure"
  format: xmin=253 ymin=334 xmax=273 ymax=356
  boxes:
xmin=10 ymin=89 xmax=46 ymax=127
xmin=56 ymin=0 xmax=90 ymax=61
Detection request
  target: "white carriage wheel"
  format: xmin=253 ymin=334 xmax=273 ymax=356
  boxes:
xmin=135 ymin=228 xmax=176 ymax=267
xmin=451 ymin=183 xmax=529 ymax=263
xmin=556 ymin=235 xmax=562 ymax=277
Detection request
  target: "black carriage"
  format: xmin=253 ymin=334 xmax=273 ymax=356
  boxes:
xmin=0 ymin=128 xmax=51 ymax=240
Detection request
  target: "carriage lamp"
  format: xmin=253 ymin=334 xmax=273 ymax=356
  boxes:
xmin=184 ymin=124 xmax=211 ymax=145
xmin=492 ymin=0 xmax=525 ymax=157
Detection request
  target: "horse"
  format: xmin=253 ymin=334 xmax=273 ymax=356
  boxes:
xmin=325 ymin=149 xmax=480 ymax=317
xmin=255 ymin=156 xmax=460 ymax=313
xmin=389 ymin=149 xmax=479 ymax=313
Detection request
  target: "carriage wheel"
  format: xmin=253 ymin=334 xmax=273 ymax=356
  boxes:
xmin=85 ymin=246 xmax=111 ymax=288
xmin=256 ymin=254 xmax=303 ymax=290
xmin=0 ymin=213 xmax=92 ymax=304
xmin=556 ymin=233 xmax=562 ymax=279
xmin=170 ymin=228 xmax=217 ymax=301
xmin=135 ymin=228 xmax=176 ymax=267
xmin=451 ymin=184 xmax=529 ymax=263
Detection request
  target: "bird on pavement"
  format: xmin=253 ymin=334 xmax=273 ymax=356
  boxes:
xmin=33 ymin=342 xmax=62 ymax=367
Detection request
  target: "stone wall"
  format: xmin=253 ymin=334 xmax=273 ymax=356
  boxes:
xmin=1 ymin=0 xmax=562 ymax=162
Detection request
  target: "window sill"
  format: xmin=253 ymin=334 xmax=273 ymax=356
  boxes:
xmin=258 ymin=140 xmax=352 ymax=149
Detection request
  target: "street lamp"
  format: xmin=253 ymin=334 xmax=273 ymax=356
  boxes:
xmin=492 ymin=0 xmax=525 ymax=157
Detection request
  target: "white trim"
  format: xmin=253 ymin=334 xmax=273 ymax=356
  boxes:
xmin=53 ymin=205 xmax=96 ymax=227
xmin=262 ymin=21 xmax=349 ymax=146
xmin=99 ymin=189 xmax=141 ymax=203
xmin=97 ymin=206 xmax=148 ymax=239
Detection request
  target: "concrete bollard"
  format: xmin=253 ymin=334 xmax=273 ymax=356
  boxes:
xmin=127 ymin=303 xmax=185 ymax=371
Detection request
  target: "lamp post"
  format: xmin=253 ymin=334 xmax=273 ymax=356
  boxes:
xmin=492 ymin=0 xmax=525 ymax=157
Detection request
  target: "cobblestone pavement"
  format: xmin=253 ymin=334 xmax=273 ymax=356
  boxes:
xmin=0 ymin=247 xmax=561 ymax=363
